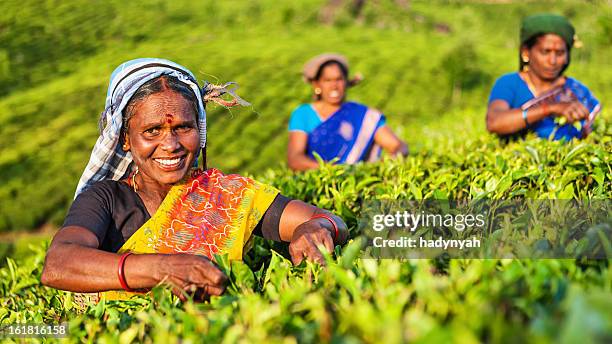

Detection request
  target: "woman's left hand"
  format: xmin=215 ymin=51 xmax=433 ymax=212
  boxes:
xmin=288 ymin=220 xmax=335 ymax=265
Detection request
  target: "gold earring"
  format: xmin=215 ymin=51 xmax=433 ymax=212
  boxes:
xmin=314 ymin=88 xmax=322 ymax=95
xmin=123 ymin=136 xmax=129 ymax=151
xmin=522 ymin=55 xmax=529 ymax=63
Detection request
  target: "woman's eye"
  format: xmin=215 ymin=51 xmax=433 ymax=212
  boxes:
xmin=144 ymin=128 xmax=160 ymax=136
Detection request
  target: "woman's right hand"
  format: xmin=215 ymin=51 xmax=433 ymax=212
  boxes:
xmin=156 ymin=254 xmax=228 ymax=302
xmin=550 ymin=101 xmax=589 ymax=123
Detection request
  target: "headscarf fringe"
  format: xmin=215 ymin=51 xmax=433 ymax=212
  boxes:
xmin=202 ymin=82 xmax=251 ymax=107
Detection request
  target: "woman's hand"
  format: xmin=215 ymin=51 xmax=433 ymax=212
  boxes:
xmin=271 ymin=200 xmax=348 ymax=265
xmin=289 ymin=220 xmax=335 ymax=265
xmin=156 ymin=254 xmax=228 ymax=302
xmin=550 ymin=101 xmax=589 ymax=123
xmin=288 ymin=213 xmax=348 ymax=265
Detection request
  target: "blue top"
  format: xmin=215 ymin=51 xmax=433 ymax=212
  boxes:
xmin=289 ymin=103 xmax=386 ymax=134
xmin=488 ymin=72 xmax=600 ymax=140
xmin=288 ymin=102 xmax=388 ymax=164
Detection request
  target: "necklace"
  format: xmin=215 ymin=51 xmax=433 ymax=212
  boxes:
xmin=129 ymin=167 xmax=139 ymax=192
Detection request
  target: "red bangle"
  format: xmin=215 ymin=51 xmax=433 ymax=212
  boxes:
xmin=310 ymin=213 xmax=339 ymax=242
xmin=117 ymin=252 xmax=134 ymax=292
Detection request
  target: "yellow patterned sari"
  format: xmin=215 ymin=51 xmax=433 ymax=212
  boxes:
xmin=100 ymin=168 xmax=279 ymax=300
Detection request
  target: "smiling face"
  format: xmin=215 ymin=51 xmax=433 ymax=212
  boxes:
xmin=312 ymin=63 xmax=347 ymax=106
xmin=124 ymin=89 xmax=199 ymax=187
xmin=523 ymin=33 xmax=568 ymax=81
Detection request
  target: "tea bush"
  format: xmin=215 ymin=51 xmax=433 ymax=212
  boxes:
xmin=1 ymin=130 xmax=611 ymax=342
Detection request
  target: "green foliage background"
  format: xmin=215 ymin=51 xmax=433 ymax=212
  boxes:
xmin=0 ymin=0 xmax=610 ymax=342
xmin=1 ymin=0 xmax=610 ymax=231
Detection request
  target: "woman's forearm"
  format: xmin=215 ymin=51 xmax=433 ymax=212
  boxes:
xmin=42 ymin=227 xmax=229 ymax=296
xmin=41 ymin=241 xmax=162 ymax=292
xmin=486 ymin=105 xmax=551 ymax=135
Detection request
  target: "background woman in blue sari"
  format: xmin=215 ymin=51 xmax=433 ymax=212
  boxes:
xmin=287 ymin=53 xmax=408 ymax=171
xmin=486 ymin=14 xmax=601 ymax=141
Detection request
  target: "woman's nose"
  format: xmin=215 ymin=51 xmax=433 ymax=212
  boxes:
xmin=549 ymin=54 xmax=558 ymax=66
xmin=161 ymin=131 xmax=181 ymax=151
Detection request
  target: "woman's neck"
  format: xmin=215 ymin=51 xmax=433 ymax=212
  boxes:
xmin=133 ymin=174 xmax=172 ymax=214
xmin=523 ymin=70 xmax=565 ymax=95
xmin=313 ymin=101 xmax=342 ymax=119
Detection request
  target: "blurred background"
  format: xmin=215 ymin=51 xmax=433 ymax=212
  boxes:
xmin=0 ymin=0 xmax=610 ymax=238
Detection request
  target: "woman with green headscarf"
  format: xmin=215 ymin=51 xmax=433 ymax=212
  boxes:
xmin=486 ymin=14 xmax=601 ymax=140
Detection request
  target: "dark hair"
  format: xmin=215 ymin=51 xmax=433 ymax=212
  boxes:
xmin=522 ymin=33 xmax=544 ymax=50
xmin=519 ymin=33 xmax=571 ymax=73
xmin=122 ymin=75 xmax=200 ymax=135
xmin=314 ymin=60 xmax=348 ymax=81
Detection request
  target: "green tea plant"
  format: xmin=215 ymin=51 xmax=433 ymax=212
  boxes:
xmin=1 ymin=237 xmax=610 ymax=342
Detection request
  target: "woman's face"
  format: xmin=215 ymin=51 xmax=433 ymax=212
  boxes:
xmin=124 ymin=89 xmax=199 ymax=187
xmin=313 ymin=63 xmax=347 ymax=106
xmin=523 ymin=33 xmax=568 ymax=81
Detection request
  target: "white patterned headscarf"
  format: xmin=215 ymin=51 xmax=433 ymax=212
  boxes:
xmin=75 ymin=58 xmax=249 ymax=197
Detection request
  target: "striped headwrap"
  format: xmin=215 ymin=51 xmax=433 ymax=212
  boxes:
xmin=75 ymin=58 xmax=249 ymax=197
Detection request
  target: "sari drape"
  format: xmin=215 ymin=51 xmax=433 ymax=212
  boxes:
xmin=100 ymin=168 xmax=279 ymax=300
xmin=307 ymin=102 xmax=383 ymax=164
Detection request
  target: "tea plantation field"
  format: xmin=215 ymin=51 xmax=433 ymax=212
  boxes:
xmin=0 ymin=0 xmax=611 ymax=342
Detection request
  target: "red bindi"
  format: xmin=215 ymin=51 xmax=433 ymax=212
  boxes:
xmin=165 ymin=114 xmax=173 ymax=124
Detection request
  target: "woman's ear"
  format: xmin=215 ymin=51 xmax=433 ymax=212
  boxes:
xmin=312 ymin=81 xmax=322 ymax=95
xmin=122 ymin=135 xmax=131 ymax=152
xmin=520 ymin=46 xmax=530 ymax=63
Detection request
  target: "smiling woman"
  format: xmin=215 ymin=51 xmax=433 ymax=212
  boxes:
xmin=123 ymin=78 xmax=200 ymax=190
xmin=486 ymin=14 xmax=601 ymax=141
xmin=287 ymin=53 xmax=408 ymax=171
xmin=40 ymin=58 xmax=348 ymax=303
